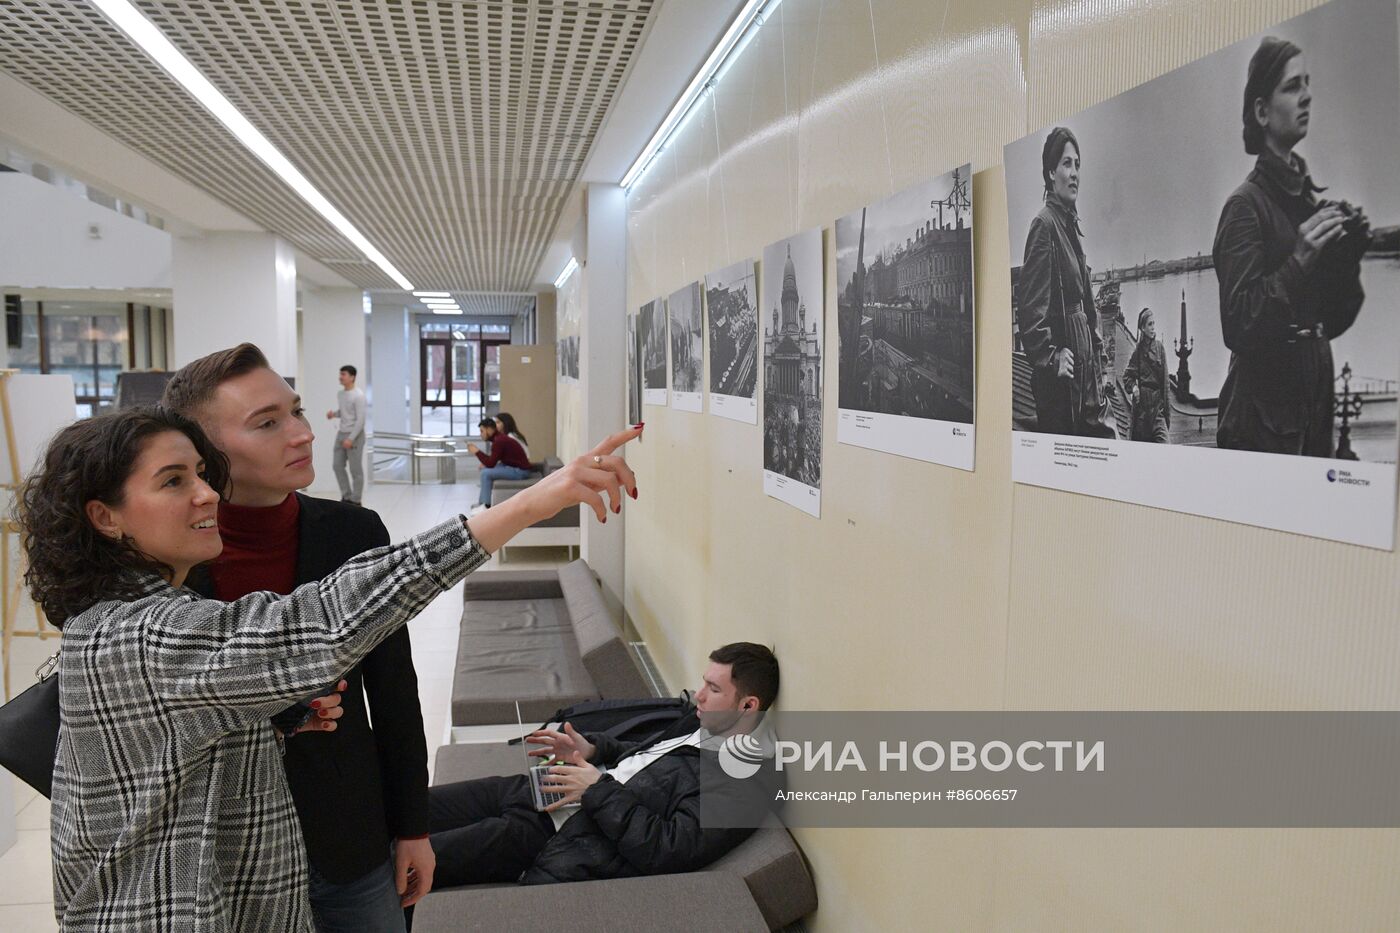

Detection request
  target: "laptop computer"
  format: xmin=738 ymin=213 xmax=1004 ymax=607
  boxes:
xmin=516 ymin=701 xmax=579 ymax=812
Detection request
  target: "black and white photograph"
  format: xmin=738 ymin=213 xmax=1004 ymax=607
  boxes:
xmin=706 ymin=258 xmax=759 ymax=424
xmin=627 ymin=313 xmax=642 ymax=427
xmin=668 ymin=280 xmax=704 ymax=413
xmin=639 ymin=297 xmax=667 ymax=405
xmin=1005 ymin=0 xmax=1399 ymax=549
xmin=836 ymin=164 xmax=976 ymax=469
xmin=559 ymin=334 xmax=579 ymax=383
xmin=762 ymin=228 xmax=825 ymax=517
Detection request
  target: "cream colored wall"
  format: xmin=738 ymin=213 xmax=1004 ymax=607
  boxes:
xmin=608 ymin=0 xmax=1400 ymax=929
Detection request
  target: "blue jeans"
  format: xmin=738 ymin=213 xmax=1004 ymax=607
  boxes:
xmin=479 ymin=464 xmax=531 ymax=507
xmin=309 ymin=858 xmax=406 ymax=933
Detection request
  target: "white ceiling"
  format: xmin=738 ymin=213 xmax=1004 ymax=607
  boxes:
xmin=0 ymin=0 xmax=666 ymax=298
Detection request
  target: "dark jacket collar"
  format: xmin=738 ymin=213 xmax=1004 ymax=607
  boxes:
xmin=1253 ymin=148 xmax=1325 ymax=199
xmin=1045 ymin=196 xmax=1085 ymax=239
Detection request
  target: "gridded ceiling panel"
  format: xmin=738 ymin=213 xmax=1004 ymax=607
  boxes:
xmin=0 ymin=0 xmax=654 ymax=295
xmin=453 ymin=293 xmax=535 ymax=317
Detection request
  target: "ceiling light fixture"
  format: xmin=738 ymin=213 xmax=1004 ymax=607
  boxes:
xmin=553 ymin=257 xmax=579 ymax=289
xmin=414 ymin=291 xmax=451 ymax=298
xmin=431 ymin=307 xmax=461 ymax=315
xmin=88 ymin=0 xmax=416 ymax=291
xmin=619 ymin=0 xmax=782 ymax=191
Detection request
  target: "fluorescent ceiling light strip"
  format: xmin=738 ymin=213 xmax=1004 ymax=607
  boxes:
xmin=414 ymin=291 xmax=451 ymax=298
xmin=553 ymin=257 xmax=579 ymax=289
xmin=88 ymin=0 xmax=415 ymax=291
xmin=619 ymin=0 xmax=781 ymax=191
xmin=431 ymin=308 xmax=462 ymax=315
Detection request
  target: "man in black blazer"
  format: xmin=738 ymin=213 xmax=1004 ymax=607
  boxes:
xmin=164 ymin=343 xmax=432 ymax=933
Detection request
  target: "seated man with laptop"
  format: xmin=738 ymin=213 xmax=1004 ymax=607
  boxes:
xmin=427 ymin=642 xmax=779 ymax=887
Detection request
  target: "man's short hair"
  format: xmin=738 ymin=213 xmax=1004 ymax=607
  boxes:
xmin=709 ymin=642 xmax=780 ymax=710
xmin=162 ymin=343 xmax=271 ymax=419
xmin=478 ymin=417 xmax=496 ymax=430
xmin=340 ymin=364 xmax=357 ymax=378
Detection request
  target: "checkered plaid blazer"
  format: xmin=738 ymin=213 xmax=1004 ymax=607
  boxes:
xmin=51 ymin=517 xmax=487 ymax=931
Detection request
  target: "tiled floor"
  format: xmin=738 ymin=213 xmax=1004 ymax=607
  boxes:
xmin=0 ymin=479 xmax=569 ymax=931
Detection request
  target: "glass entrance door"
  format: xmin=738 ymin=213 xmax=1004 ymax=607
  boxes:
xmin=418 ymin=322 xmax=512 ymax=436
xmin=420 ymin=338 xmax=453 ymax=435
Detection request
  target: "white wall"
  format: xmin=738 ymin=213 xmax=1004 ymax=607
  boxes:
xmin=0 ymin=172 xmax=170 ymax=289
xmin=300 ymin=287 xmax=366 ymax=496
xmin=369 ymin=304 xmax=411 ymax=436
xmin=580 ymin=184 xmax=628 ymax=616
xmin=171 ymin=232 xmax=297 ymax=373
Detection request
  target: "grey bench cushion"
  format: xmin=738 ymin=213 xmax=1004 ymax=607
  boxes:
xmin=412 ymin=871 xmax=768 ymax=932
xmin=452 ymin=598 xmax=598 ymax=725
xmin=460 ymin=570 xmax=563 ymax=602
xmin=556 ymin=561 xmax=649 ymax=698
xmin=426 ymin=744 xmax=817 ymax=930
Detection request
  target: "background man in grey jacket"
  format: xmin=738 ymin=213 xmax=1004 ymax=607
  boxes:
xmin=327 ymin=363 xmax=368 ymax=504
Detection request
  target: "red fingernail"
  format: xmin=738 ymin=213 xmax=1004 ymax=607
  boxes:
xmin=613 ymin=503 xmax=621 ymax=514
xmin=601 ymin=515 xmax=607 ymax=524
xmin=318 ymin=710 xmax=330 ymax=719
xmin=310 ymin=700 xmax=322 ymax=709
xmin=630 ymin=488 xmax=638 ymax=500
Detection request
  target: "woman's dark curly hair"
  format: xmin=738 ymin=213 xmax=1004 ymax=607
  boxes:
xmin=13 ymin=407 xmax=229 ymax=627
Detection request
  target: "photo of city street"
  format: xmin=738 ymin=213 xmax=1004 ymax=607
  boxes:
xmin=638 ymin=297 xmax=667 ymax=404
xmin=706 ymin=258 xmax=759 ymax=423
xmin=668 ymin=280 xmax=703 ymax=412
xmin=627 ymin=313 xmax=642 ymax=425
xmin=836 ymin=164 xmax=976 ymax=468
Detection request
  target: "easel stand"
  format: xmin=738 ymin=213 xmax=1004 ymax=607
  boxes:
xmin=0 ymin=370 xmax=58 ymax=700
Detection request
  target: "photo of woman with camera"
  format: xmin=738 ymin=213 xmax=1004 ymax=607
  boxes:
xmin=1213 ymin=35 xmax=1372 ymax=457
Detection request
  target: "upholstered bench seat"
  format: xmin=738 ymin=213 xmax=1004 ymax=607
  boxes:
xmin=413 ymin=743 xmax=818 ymax=931
xmin=451 ymin=560 xmax=651 ymax=727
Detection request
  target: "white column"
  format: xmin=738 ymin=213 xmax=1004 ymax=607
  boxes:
xmin=171 ymin=232 xmax=297 ymax=374
xmin=580 ymin=184 xmax=627 ymax=616
xmin=300 ymin=287 xmax=367 ymax=496
xmin=369 ymin=304 xmax=411 ymax=436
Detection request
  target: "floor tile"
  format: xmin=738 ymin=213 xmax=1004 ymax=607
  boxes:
xmin=15 ymin=795 xmax=49 ymax=833
xmin=0 ymin=903 xmax=58 ymax=932
xmin=0 ymin=830 xmax=55 ymax=905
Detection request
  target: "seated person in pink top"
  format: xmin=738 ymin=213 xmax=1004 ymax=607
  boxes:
xmin=467 ymin=417 xmax=533 ymax=511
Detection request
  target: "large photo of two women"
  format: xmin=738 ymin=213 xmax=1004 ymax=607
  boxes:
xmin=1006 ymin=0 xmax=1399 ymax=470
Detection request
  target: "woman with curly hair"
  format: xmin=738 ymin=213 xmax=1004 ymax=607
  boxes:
xmin=18 ymin=407 xmax=639 ymax=932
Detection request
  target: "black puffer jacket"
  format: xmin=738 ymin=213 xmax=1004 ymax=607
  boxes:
xmin=521 ymin=713 xmax=775 ymax=884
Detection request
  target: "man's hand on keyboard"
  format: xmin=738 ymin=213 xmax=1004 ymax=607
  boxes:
xmin=539 ymin=751 xmax=602 ymax=811
xmin=527 ymin=722 xmax=596 ymax=764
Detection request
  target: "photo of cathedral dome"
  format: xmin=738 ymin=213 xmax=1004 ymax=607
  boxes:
xmin=763 ymin=229 xmax=824 ymax=506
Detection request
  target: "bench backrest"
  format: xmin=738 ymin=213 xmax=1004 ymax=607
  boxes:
xmin=556 ymin=560 xmax=651 ymax=698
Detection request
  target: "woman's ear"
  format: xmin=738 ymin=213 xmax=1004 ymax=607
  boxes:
xmin=1253 ymin=97 xmax=1270 ymax=133
xmin=85 ymin=500 xmax=123 ymax=541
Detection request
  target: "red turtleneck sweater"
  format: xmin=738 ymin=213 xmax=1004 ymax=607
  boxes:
xmin=209 ymin=493 xmax=301 ymax=599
